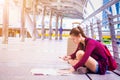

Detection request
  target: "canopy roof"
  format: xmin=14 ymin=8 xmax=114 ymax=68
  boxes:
xmin=25 ymin=0 xmax=87 ymax=19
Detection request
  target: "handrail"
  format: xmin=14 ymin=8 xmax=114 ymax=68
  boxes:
xmin=113 ymin=21 xmax=120 ymax=25
xmin=81 ymin=0 xmax=119 ymax=24
xmin=113 ymin=14 xmax=120 ymax=18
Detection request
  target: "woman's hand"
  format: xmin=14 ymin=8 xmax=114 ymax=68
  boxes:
xmin=69 ymin=67 xmax=75 ymax=73
xmin=68 ymin=59 xmax=78 ymax=66
xmin=58 ymin=67 xmax=75 ymax=74
xmin=60 ymin=56 xmax=71 ymax=61
xmin=64 ymin=56 xmax=71 ymax=61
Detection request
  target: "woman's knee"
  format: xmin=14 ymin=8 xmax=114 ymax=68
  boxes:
xmin=76 ymin=50 xmax=84 ymax=60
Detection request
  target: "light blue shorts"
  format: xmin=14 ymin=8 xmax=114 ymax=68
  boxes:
xmin=95 ymin=63 xmax=99 ymax=73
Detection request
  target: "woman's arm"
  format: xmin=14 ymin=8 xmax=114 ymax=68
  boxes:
xmin=73 ymin=40 xmax=96 ymax=70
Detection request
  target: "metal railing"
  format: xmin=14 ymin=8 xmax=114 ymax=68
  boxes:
xmin=81 ymin=0 xmax=120 ymax=64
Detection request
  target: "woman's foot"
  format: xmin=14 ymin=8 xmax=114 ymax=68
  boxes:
xmin=77 ymin=67 xmax=88 ymax=74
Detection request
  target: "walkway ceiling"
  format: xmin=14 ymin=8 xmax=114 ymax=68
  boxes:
xmin=24 ymin=0 xmax=88 ymax=19
xmin=12 ymin=0 xmax=87 ymax=19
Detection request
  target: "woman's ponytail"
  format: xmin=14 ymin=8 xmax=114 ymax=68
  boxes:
xmin=77 ymin=26 xmax=87 ymax=38
xmin=70 ymin=26 xmax=87 ymax=38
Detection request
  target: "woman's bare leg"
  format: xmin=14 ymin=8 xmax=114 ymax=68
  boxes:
xmin=68 ymin=50 xmax=98 ymax=73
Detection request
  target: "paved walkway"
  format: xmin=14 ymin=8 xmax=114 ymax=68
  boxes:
xmin=0 ymin=38 xmax=120 ymax=80
xmin=0 ymin=38 xmax=89 ymax=80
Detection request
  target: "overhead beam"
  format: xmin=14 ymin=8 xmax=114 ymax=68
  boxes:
xmin=51 ymin=2 xmax=83 ymax=13
xmin=63 ymin=0 xmax=84 ymax=7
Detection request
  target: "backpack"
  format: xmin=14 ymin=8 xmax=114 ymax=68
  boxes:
xmin=102 ymin=45 xmax=117 ymax=71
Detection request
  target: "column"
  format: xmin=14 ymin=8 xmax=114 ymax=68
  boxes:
xmin=59 ymin=16 xmax=63 ymax=40
xmin=20 ymin=0 xmax=26 ymax=42
xmin=97 ymin=19 xmax=102 ymax=41
xmin=86 ymin=25 xmax=89 ymax=37
xmin=107 ymin=14 xmax=118 ymax=59
xmin=2 ymin=0 xmax=9 ymax=44
xmin=55 ymin=14 xmax=59 ymax=40
xmin=49 ymin=9 xmax=53 ymax=40
xmin=41 ymin=6 xmax=46 ymax=40
xmin=32 ymin=0 xmax=36 ymax=41
xmin=90 ymin=23 xmax=94 ymax=38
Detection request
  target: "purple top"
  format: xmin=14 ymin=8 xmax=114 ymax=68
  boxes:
xmin=70 ymin=38 xmax=108 ymax=74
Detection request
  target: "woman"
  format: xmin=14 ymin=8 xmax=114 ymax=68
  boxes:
xmin=62 ymin=26 xmax=108 ymax=75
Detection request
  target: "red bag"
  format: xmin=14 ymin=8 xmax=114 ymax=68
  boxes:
xmin=103 ymin=45 xmax=117 ymax=71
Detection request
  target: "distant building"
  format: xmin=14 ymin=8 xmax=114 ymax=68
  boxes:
xmin=102 ymin=0 xmax=120 ymax=29
xmin=116 ymin=1 xmax=120 ymax=28
xmin=102 ymin=0 xmax=120 ymax=39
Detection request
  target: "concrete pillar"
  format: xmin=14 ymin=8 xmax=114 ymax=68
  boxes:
xmin=55 ymin=14 xmax=59 ymax=40
xmin=107 ymin=14 xmax=118 ymax=59
xmin=97 ymin=19 xmax=102 ymax=41
xmin=2 ymin=0 xmax=9 ymax=44
xmin=41 ymin=6 xmax=46 ymax=40
xmin=90 ymin=23 xmax=94 ymax=38
xmin=67 ymin=37 xmax=77 ymax=55
xmin=20 ymin=0 xmax=26 ymax=42
xmin=49 ymin=10 xmax=53 ymax=40
xmin=86 ymin=25 xmax=89 ymax=37
xmin=59 ymin=16 xmax=63 ymax=40
xmin=32 ymin=0 xmax=36 ymax=41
